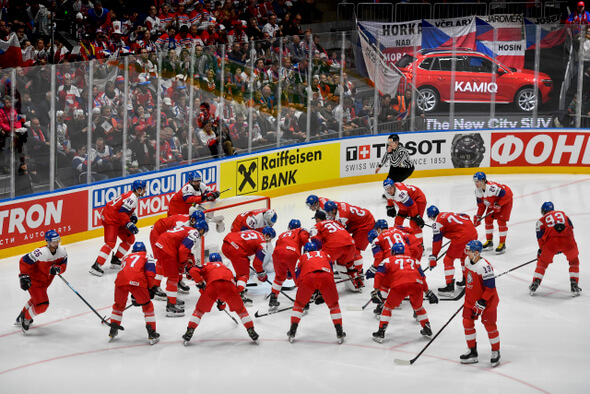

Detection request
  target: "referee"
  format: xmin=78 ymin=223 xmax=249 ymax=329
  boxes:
xmin=375 ymin=134 xmax=415 ymax=182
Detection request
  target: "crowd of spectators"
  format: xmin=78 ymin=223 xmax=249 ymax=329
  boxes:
xmin=0 ymin=0 xmax=412 ymax=194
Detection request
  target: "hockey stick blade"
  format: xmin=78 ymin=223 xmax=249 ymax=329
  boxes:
xmin=393 ymin=358 xmax=413 ymax=366
xmin=254 ymin=306 xmax=294 ymax=318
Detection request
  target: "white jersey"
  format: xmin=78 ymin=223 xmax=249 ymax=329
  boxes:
xmin=246 ymin=213 xmax=266 ymax=230
xmin=24 ymin=245 xmax=68 ymax=265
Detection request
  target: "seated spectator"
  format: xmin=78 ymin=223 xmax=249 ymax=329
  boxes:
xmin=130 ymin=105 xmax=155 ymax=139
xmin=93 ymin=136 xmax=121 ymax=178
xmin=127 ymin=133 xmax=155 ymax=173
xmin=280 ymin=106 xmax=306 ymax=142
xmin=72 ymin=145 xmax=108 ymax=183
xmin=15 ymin=156 xmax=38 ymax=197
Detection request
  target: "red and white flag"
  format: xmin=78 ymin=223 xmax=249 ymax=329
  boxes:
xmin=0 ymin=33 xmax=23 ymax=68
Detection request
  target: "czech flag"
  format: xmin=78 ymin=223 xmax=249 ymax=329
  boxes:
xmin=0 ymin=33 xmax=22 ymax=68
xmin=422 ymin=17 xmax=476 ymax=50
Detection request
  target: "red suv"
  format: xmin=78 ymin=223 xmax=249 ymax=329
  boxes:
xmin=395 ymin=49 xmax=553 ymax=112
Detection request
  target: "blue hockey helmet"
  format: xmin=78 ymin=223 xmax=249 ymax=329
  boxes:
xmin=209 ymin=253 xmax=222 ymax=262
xmin=132 ymin=241 xmax=147 ymax=253
xmin=374 ymin=219 xmax=389 ymax=230
xmin=303 ymin=242 xmax=317 ymax=253
xmin=466 ymin=240 xmax=483 ymax=253
xmin=383 ymin=178 xmax=395 ymax=191
xmin=392 ymin=242 xmax=405 ymax=255
xmin=262 ymin=226 xmax=276 ymax=239
xmin=45 ymin=229 xmax=60 ymax=244
xmin=541 ymin=201 xmax=554 ymax=215
xmin=427 ymin=205 xmax=440 ymax=220
xmin=368 ymin=229 xmax=379 ymax=244
xmin=288 ymin=219 xmax=301 ymax=230
xmin=324 ymin=200 xmax=338 ymax=213
xmin=190 ymin=210 xmax=205 ymax=223
xmin=473 ymin=172 xmax=486 ymax=182
xmin=194 ymin=220 xmax=209 ymax=233
xmin=306 ymin=194 xmax=319 ymax=208
xmin=132 ymin=179 xmax=147 ymax=192
xmin=188 ymin=171 xmax=201 ymax=182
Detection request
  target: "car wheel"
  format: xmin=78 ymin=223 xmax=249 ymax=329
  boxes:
xmin=417 ymin=87 xmax=439 ymax=113
xmin=515 ymin=87 xmax=538 ymax=112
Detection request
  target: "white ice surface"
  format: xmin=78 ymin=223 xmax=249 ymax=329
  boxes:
xmin=1 ymin=174 xmax=589 ymax=393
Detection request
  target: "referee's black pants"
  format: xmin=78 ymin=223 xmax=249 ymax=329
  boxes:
xmin=386 ymin=166 xmax=415 ymax=183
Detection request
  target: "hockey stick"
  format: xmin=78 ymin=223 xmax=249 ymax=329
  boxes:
xmin=394 ymin=304 xmax=464 ymax=366
xmin=494 ymin=258 xmax=537 ymax=279
xmin=223 ymin=309 xmax=239 ymax=325
xmin=58 ymin=274 xmax=122 ymax=329
xmin=254 ymin=305 xmax=294 ymax=318
xmin=250 ymin=267 xmax=296 ymax=303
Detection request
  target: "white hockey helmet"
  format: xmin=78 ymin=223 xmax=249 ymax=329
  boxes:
xmin=263 ymin=209 xmax=277 ymax=226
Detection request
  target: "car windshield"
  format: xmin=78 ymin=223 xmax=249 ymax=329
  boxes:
xmin=396 ymin=54 xmax=414 ymax=68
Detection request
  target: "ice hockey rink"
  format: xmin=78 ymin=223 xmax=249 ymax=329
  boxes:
xmin=1 ymin=173 xmax=589 ymax=393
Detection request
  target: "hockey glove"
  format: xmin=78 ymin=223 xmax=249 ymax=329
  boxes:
xmin=196 ymin=282 xmax=206 ymax=292
xmin=425 ymin=290 xmax=439 ymax=304
xmin=125 ymin=222 xmax=139 ymax=235
xmin=537 ymin=248 xmax=542 ymax=257
xmin=19 ymin=274 xmax=31 ymax=291
xmin=131 ymin=294 xmax=140 ymax=307
xmin=49 ymin=265 xmax=61 ymax=275
xmin=386 ymin=205 xmax=397 ymax=218
xmin=492 ymin=203 xmax=502 ymax=212
xmin=473 ymin=215 xmax=482 ymax=227
xmin=256 ymin=270 xmax=268 ymax=283
xmin=413 ymin=215 xmax=425 ymax=228
xmin=210 ymin=191 xmax=220 ymax=200
xmin=428 ymin=254 xmax=437 ymax=270
xmin=149 ymin=286 xmax=157 ymax=299
xmin=471 ymin=299 xmax=486 ymax=319
xmin=371 ymin=289 xmax=384 ymax=304
xmin=365 ymin=265 xmax=378 ymax=279
xmin=216 ymin=300 xmax=227 ymax=311
xmin=129 ymin=214 xmax=138 ymax=224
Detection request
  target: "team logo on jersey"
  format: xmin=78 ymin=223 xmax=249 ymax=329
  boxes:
xmin=237 ymin=158 xmax=258 ymax=195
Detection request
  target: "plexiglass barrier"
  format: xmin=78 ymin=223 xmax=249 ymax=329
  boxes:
xmin=0 ymin=24 xmax=580 ymax=200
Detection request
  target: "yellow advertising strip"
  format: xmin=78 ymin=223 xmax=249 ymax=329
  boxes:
xmin=221 ymin=143 xmax=340 ymax=198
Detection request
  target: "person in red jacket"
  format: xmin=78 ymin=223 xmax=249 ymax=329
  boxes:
xmin=324 ymin=200 xmax=375 ymax=277
xmin=530 ymin=202 xmax=581 ymax=297
xmin=382 ymin=179 xmax=427 ymax=240
xmin=370 ymin=242 xmax=438 ymax=343
xmin=221 ymin=226 xmax=276 ymax=305
xmin=310 ymin=210 xmax=361 ymax=291
xmin=15 ymin=230 xmax=68 ymax=333
xmin=108 ymin=242 xmax=160 ymax=345
xmin=154 ymin=220 xmax=209 ymax=317
xmin=149 ymin=210 xmax=204 ymax=300
xmin=182 ymin=253 xmax=260 ymax=345
xmin=473 ymin=171 xmax=513 ymax=254
xmin=426 ymin=205 xmax=478 ymax=297
xmin=167 ymin=171 xmax=219 ymax=216
xmin=460 ymin=240 xmax=501 ymax=367
xmin=269 ymin=219 xmax=310 ymax=311
xmin=90 ymin=179 xmax=146 ymax=277
xmin=287 ymin=242 xmax=346 ymax=344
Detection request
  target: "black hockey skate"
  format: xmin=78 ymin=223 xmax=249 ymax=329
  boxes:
xmin=287 ymin=323 xmax=298 ymax=343
xmin=335 ymin=324 xmax=346 ymax=344
xmin=268 ymin=293 xmax=280 ymax=312
xmin=182 ymin=327 xmax=195 ymax=346
xmin=247 ymin=327 xmax=259 ymax=344
xmin=438 ymin=281 xmax=455 ymax=298
xmin=495 ymin=243 xmax=506 ymax=255
xmin=482 ymin=240 xmax=494 ymax=251
xmin=240 ymin=291 xmax=253 ymax=307
xmin=89 ymin=261 xmax=104 ymax=277
xmin=571 ymin=279 xmax=582 ymax=297
xmin=153 ymin=287 xmax=167 ymax=301
xmin=16 ymin=311 xmax=32 ymax=332
xmin=146 ymin=325 xmax=160 ymax=345
xmin=420 ymin=322 xmax=433 ymax=337
xmin=166 ymin=302 xmax=185 ymax=317
xmin=372 ymin=324 xmax=387 ymax=343
xmin=460 ymin=346 xmax=478 ymax=364
xmin=178 ymin=280 xmax=190 ymax=294
xmin=491 ymin=350 xmax=501 ymax=367
xmin=529 ymin=279 xmax=541 ymax=296
xmin=110 ymin=254 xmax=122 ymax=269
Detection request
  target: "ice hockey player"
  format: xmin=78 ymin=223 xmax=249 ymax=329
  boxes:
xmin=182 ymin=253 xmax=259 ymax=345
xmin=221 ymin=226 xmax=276 ymax=306
xmin=153 ymin=220 xmax=209 ymax=317
xmin=90 ymin=179 xmax=146 ymax=276
xmin=287 ymin=242 xmax=346 ymax=344
xmin=230 ymin=208 xmax=277 ymax=233
xmin=530 ymin=202 xmax=581 ymax=297
xmin=382 ymin=179 xmax=427 ymax=240
xmin=324 ymin=200 xmax=375 ymax=280
xmin=310 ymin=210 xmax=363 ymax=291
xmin=371 ymin=242 xmax=438 ymax=344
xmin=269 ymin=219 xmax=310 ymax=312
xmin=472 ymin=172 xmax=513 ymax=254
xmin=426 ymin=205 xmax=478 ymax=297
xmin=460 ymin=240 xmax=501 ymax=368
xmin=305 ymin=194 xmax=330 ymax=212
xmin=16 ymin=230 xmax=68 ymax=333
xmin=167 ymin=171 xmax=220 ymax=216
xmin=108 ymin=242 xmax=160 ymax=345
xmin=149 ymin=211 xmax=204 ymax=300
